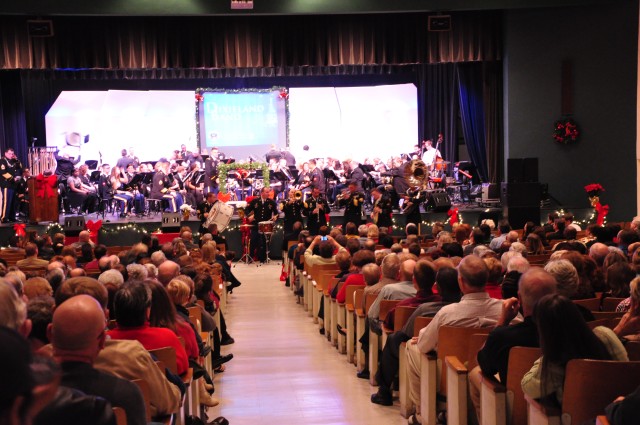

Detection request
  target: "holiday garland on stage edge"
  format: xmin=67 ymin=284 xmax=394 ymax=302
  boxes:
xmin=217 ymin=161 xmax=270 ymax=194
xmin=553 ymin=118 xmax=580 ymax=144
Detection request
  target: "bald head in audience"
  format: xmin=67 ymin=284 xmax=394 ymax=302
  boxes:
xmin=78 ymin=231 xmax=91 ymax=243
xmin=589 ymin=242 xmax=610 ymax=267
xmin=157 ymin=261 xmax=181 ymax=286
xmin=518 ymin=268 xmax=557 ymax=316
xmin=399 ymin=259 xmax=416 ymax=282
xmin=48 ymin=261 xmax=66 ymax=272
xmin=69 ymin=268 xmax=86 ymax=277
xmin=457 ymin=255 xmax=489 ymax=290
xmin=362 ymin=263 xmax=381 ymax=286
xmin=49 ymin=295 xmax=106 ymax=360
xmin=98 ymin=256 xmax=112 ymax=272
xmin=381 ymin=253 xmax=401 ymax=279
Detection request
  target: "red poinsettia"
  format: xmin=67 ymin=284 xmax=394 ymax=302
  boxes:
xmin=584 ymin=183 xmax=604 ymax=194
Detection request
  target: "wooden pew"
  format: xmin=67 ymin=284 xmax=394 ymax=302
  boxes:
xmin=323 ymin=277 xmax=339 ymax=341
xmin=337 ymin=282 xmax=362 ymax=355
xmin=314 ymin=271 xmax=337 ymax=324
xmin=573 ymin=297 xmax=601 ymax=312
xmin=399 ymin=316 xmax=433 ymax=418
xmin=591 ymin=311 xmax=625 ymax=321
xmin=355 ymin=293 xmax=378 ymax=373
xmin=445 ymin=332 xmax=490 ymax=425
xmin=601 ymin=297 xmax=625 ymax=312
xmin=420 ymin=326 xmax=492 ymax=425
xmin=149 ymin=346 xmax=195 ymax=424
xmin=526 ymin=359 xmax=640 ymax=425
xmin=369 ymin=299 xmax=400 ymax=385
xmin=480 ymin=346 xmax=541 ymax=425
xmin=344 ymin=285 xmax=360 ymax=363
xmin=625 ymin=341 xmax=640 ymax=361
xmin=113 ymin=407 xmax=127 ymax=425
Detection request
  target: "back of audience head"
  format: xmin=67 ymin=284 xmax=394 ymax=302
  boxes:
xmin=24 ymin=278 xmax=53 ymax=300
xmin=390 ymin=243 xmax=403 ymax=254
xmin=113 ymin=281 xmax=151 ymax=328
xmin=518 ymin=268 xmax=557 ymax=316
xmin=605 ymin=262 xmax=634 ymax=298
xmin=408 ymin=243 xmax=421 ymax=257
xmin=362 ymin=264 xmax=380 ymax=287
xmin=458 ymin=255 xmax=489 ymax=289
xmin=345 ymin=238 xmax=361 ymax=255
xmin=405 ymin=223 xmax=418 ymax=236
xmin=49 ymin=295 xmax=106 ymax=358
xmin=168 ymin=277 xmax=192 ymax=306
xmin=352 ymin=249 xmax=376 ymax=269
xmin=381 ymin=253 xmax=401 ymax=279
xmin=3 ymin=272 xmax=24 ymax=298
xmin=413 ymin=260 xmax=436 ymax=293
xmin=506 ymin=255 xmax=530 ymax=274
xmin=483 ymin=257 xmax=502 ymax=283
xmin=27 ymin=295 xmax=55 ymax=351
xmin=157 ymin=260 xmax=180 ymax=286
xmin=148 ymin=280 xmax=178 ymax=332
xmin=399 ymin=259 xmax=416 ymax=282
xmin=544 ymin=259 xmax=579 ymax=298
xmin=367 ymin=225 xmax=379 ymax=240
xmin=435 ymin=267 xmax=461 ymax=302
xmin=0 ymin=281 xmax=30 ymax=337
xmin=318 ymin=241 xmax=334 ymax=259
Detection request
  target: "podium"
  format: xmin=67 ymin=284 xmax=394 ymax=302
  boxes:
xmin=28 ymin=176 xmax=59 ymax=223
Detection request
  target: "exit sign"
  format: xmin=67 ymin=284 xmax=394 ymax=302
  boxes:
xmin=231 ymin=0 xmax=253 ymax=9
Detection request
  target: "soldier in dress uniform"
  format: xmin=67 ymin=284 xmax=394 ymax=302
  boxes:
xmin=370 ymin=186 xmax=394 ymax=228
xmin=280 ymin=188 xmax=305 ymax=234
xmin=303 ymin=186 xmax=329 ymax=236
xmin=337 ymin=180 xmax=365 ymax=228
xmin=150 ymin=159 xmax=182 ymax=212
xmin=203 ymin=148 xmax=219 ymax=195
xmin=0 ymin=148 xmax=23 ymax=222
xmin=197 ymin=191 xmax=218 ymax=235
xmin=245 ymin=187 xmax=278 ymax=262
xmin=402 ymin=186 xmax=427 ymax=227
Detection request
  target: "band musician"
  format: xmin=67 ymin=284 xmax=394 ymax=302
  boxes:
xmin=303 ymin=186 xmax=329 ymax=236
xmin=280 ymin=188 xmax=304 ymax=234
xmin=246 ymin=187 xmax=278 ymax=262
xmin=402 ymin=186 xmax=426 ymax=227
xmin=0 ymin=147 xmax=22 ymax=223
xmin=150 ymin=159 xmax=183 ymax=212
xmin=370 ymin=186 xmax=393 ymax=228
xmin=197 ymin=191 xmax=218 ymax=234
xmin=338 ymin=181 xmax=365 ymax=227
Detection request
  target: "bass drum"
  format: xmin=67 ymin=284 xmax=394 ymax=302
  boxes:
xmin=204 ymin=202 xmax=234 ymax=232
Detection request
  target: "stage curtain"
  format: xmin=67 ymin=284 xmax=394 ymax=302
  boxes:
xmin=0 ymin=12 xmax=501 ymax=70
xmin=457 ymin=63 xmax=489 ymax=183
xmin=0 ymin=71 xmax=28 ymax=163
xmin=419 ymin=63 xmax=459 ymax=167
xmin=483 ymin=62 xmax=502 ymax=183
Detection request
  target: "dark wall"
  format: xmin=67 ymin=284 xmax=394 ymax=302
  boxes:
xmin=503 ymin=1 xmax=638 ymax=221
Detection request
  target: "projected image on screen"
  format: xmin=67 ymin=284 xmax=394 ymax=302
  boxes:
xmin=197 ymin=88 xmax=288 ymax=160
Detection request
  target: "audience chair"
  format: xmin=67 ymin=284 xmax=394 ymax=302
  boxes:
xmin=573 ymin=298 xmax=601 ymax=312
xmin=480 ymin=346 xmax=541 ymax=425
xmin=399 ymin=316 xmax=433 ymax=418
xmin=344 ymin=285 xmax=360 ymax=363
xmin=591 ymin=311 xmax=625 ymax=321
xmin=323 ymin=277 xmax=339 ymax=342
xmin=113 ymin=407 xmax=127 ymax=425
xmin=369 ymin=300 xmax=400 ymax=385
xmin=625 ymin=341 xmax=640 ymax=361
xmin=353 ymin=289 xmax=366 ymax=368
xmin=149 ymin=346 xmax=195 ymax=424
xmin=525 ymin=359 xmax=640 ymax=425
xmin=355 ymin=293 xmax=378 ymax=372
xmin=420 ymin=326 xmax=493 ymax=425
xmin=601 ymin=297 xmax=626 ymax=312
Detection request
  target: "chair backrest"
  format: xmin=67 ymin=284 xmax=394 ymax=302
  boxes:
xmin=326 ymin=277 xmax=339 ymax=297
xmin=394 ymin=306 xmax=418 ymax=332
xmin=601 ymin=297 xmax=626 ymax=312
xmin=187 ymin=306 xmax=201 ymax=325
xmin=354 ymin=288 xmax=365 ymax=314
xmin=316 ymin=271 xmax=335 ymax=291
xmin=625 ymin=341 xmax=640 ymax=361
xmin=113 ymin=406 xmax=128 ymax=425
xmin=591 ymin=311 xmax=625 ymax=320
xmin=364 ymin=293 xmax=378 ymax=314
xmin=466 ymin=333 xmax=489 ymax=371
xmin=587 ymin=318 xmax=615 ymax=330
xmin=131 ymin=379 xmax=152 ymax=422
xmin=506 ymin=346 xmax=542 ymax=425
xmin=413 ymin=316 xmax=433 ymax=337
xmin=345 ymin=284 xmax=359 ymax=309
xmin=149 ymin=346 xmax=178 ymax=375
xmin=563 ymin=360 xmax=640 ymax=425
xmin=437 ymin=326 xmax=493 ymax=394
xmin=573 ymin=298 xmax=601 ymax=312
xmin=379 ymin=299 xmax=400 ymax=321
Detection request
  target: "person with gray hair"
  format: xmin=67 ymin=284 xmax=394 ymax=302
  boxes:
xmin=3 ymin=271 xmax=25 ymax=299
xmin=126 ymin=264 xmax=148 ymax=281
xmin=509 ymin=241 xmax=527 ymax=255
xmin=0 ymin=280 xmax=30 ymax=337
xmin=144 ymin=263 xmax=158 ymax=279
xmin=589 ymin=242 xmax=610 ymax=267
xmin=544 ymin=259 xmax=579 ymax=299
xmin=98 ymin=269 xmax=124 ymax=291
xmin=150 ymin=250 xmax=167 ymax=267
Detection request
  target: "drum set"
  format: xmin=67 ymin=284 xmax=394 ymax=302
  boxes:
xmin=258 ymin=221 xmax=274 ymax=264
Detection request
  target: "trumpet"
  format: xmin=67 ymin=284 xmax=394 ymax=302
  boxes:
xmin=336 ymin=189 xmax=351 ymax=200
xmin=294 ymin=190 xmax=303 ymax=200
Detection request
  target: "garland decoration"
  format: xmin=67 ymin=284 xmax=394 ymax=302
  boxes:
xmin=553 ymin=118 xmax=580 ymax=144
xmin=218 ymin=161 xmax=270 ymax=194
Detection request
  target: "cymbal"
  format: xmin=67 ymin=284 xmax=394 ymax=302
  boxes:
xmin=239 ymin=224 xmax=254 ymax=228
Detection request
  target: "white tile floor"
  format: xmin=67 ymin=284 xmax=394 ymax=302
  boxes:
xmin=206 ymin=262 xmax=408 ymax=425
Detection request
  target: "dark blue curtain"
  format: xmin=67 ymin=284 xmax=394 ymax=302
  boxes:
xmin=0 ymin=70 xmax=28 ymax=163
xmin=419 ymin=63 xmax=458 ymax=174
xmin=457 ymin=63 xmax=488 ymax=182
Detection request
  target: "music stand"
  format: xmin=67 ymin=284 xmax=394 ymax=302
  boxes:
xmin=89 ymin=171 xmax=101 ymax=184
xmin=322 ymin=168 xmax=338 ymax=198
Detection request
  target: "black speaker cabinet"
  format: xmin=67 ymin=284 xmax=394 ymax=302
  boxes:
xmin=64 ymin=216 xmax=86 ymax=237
xmin=161 ymin=212 xmax=182 ymax=233
xmin=502 ymin=206 xmax=541 ymax=231
xmin=507 ymin=158 xmax=539 ymax=183
xmin=501 ymin=182 xmax=541 ymax=207
xmin=425 ymin=192 xmax=451 ymax=212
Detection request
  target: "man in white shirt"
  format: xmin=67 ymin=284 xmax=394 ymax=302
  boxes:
xmin=404 ymin=255 xmax=522 ymax=423
xmin=421 ymin=139 xmax=440 ymax=167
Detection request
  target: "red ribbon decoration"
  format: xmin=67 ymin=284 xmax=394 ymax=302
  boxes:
xmin=195 ymin=93 xmax=204 ymax=102
xmin=13 ymin=223 xmax=26 ymax=237
xmin=595 ymin=202 xmax=609 ymax=226
xmin=447 ymin=207 xmax=459 ymax=225
xmin=35 ymin=174 xmax=57 ymax=198
xmin=86 ymin=219 xmax=103 ymax=235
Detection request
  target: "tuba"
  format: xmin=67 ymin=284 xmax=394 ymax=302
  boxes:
xmin=404 ymin=159 xmax=428 ymax=188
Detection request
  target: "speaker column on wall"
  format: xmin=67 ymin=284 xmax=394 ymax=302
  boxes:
xmin=426 ymin=192 xmax=451 ymax=213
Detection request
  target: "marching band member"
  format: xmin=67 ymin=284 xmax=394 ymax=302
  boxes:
xmin=150 ymin=159 xmax=183 ymax=212
xmin=370 ymin=186 xmax=393 ymax=228
xmin=197 ymin=191 xmax=218 ymax=234
xmin=97 ymin=164 xmax=113 ymax=213
xmin=280 ymin=188 xmax=305 ymax=234
xmin=338 ymin=180 xmax=365 ymax=227
xmin=246 ymin=187 xmax=278 ymax=263
xmin=0 ymin=147 xmax=22 ymax=222
xmin=403 ymin=186 xmax=427 ymax=227
xmin=186 ymin=162 xmax=204 ymax=207
xmin=303 ymin=186 xmax=329 ymax=236
xmin=308 ymin=159 xmax=325 ymax=196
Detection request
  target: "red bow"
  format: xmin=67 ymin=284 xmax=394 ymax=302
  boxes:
xmin=447 ymin=207 xmax=459 ymax=225
xmin=595 ymin=202 xmax=609 ymax=226
xmin=13 ymin=223 xmax=26 ymax=237
xmin=35 ymin=174 xmax=57 ymax=198
xmin=86 ymin=220 xmax=103 ymax=234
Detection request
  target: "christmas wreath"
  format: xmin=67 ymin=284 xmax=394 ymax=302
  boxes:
xmin=553 ymin=118 xmax=580 ymax=144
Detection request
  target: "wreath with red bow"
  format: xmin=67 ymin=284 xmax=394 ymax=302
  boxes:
xmin=553 ymin=118 xmax=580 ymax=144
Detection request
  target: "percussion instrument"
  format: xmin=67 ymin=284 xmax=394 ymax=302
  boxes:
xmin=259 ymin=221 xmax=274 ymax=234
xmin=204 ymin=201 xmax=234 ymax=232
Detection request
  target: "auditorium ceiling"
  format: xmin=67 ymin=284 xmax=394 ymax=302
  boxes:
xmin=0 ymin=0 xmax=615 ymax=16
